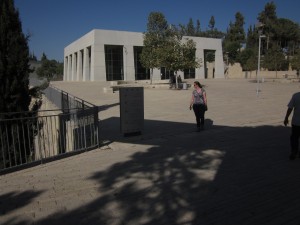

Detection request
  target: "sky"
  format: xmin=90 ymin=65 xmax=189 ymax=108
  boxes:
xmin=14 ymin=0 xmax=300 ymax=62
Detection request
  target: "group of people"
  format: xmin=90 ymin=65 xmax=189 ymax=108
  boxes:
xmin=189 ymin=79 xmax=300 ymax=160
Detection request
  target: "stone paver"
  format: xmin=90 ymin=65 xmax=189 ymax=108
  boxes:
xmin=1 ymin=79 xmax=300 ymax=225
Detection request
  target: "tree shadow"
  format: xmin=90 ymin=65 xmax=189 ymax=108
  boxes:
xmin=4 ymin=120 xmax=300 ymax=225
xmin=100 ymin=116 xmax=214 ymax=142
xmin=0 ymin=190 xmax=44 ymax=224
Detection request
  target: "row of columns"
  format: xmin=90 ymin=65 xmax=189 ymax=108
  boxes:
xmin=63 ymin=46 xmax=224 ymax=82
xmin=64 ymin=46 xmax=91 ymax=81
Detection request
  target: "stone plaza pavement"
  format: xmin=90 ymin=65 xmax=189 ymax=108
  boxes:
xmin=1 ymin=79 xmax=300 ymax=225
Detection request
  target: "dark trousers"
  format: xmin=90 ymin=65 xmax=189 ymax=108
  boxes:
xmin=291 ymin=125 xmax=300 ymax=156
xmin=193 ymin=104 xmax=205 ymax=128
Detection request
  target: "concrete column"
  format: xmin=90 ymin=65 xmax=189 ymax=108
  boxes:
xmin=93 ymin=44 xmax=106 ymax=81
xmin=75 ymin=53 xmax=79 ymax=81
xmin=63 ymin=56 xmax=68 ymax=81
xmin=83 ymin=47 xmax=90 ymax=81
xmin=195 ymin=49 xmax=205 ymax=79
xmin=90 ymin=45 xmax=94 ymax=81
xmin=72 ymin=53 xmax=76 ymax=81
xmin=68 ymin=55 xmax=72 ymax=81
xmin=77 ymin=51 xmax=82 ymax=81
xmin=123 ymin=46 xmax=128 ymax=81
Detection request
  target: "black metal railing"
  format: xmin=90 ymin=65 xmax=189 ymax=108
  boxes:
xmin=0 ymin=85 xmax=100 ymax=174
xmin=43 ymin=85 xmax=95 ymax=112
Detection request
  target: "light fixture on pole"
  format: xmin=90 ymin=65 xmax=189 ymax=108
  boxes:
xmin=255 ymin=21 xmax=265 ymax=97
xmin=257 ymin=34 xmax=266 ymax=97
xmin=226 ymin=52 xmax=229 ymax=79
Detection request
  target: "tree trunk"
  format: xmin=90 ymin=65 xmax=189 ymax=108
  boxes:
xmin=150 ymin=68 xmax=153 ymax=84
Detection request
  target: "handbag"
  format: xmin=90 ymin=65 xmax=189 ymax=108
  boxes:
xmin=204 ymin=104 xmax=208 ymax=111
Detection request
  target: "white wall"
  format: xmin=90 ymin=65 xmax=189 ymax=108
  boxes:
xmin=64 ymin=29 xmax=224 ymax=81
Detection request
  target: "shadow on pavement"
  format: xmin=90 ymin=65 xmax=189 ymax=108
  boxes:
xmin=3 ymin=121 xmax=300 ymax=225
xmin=0 ymin=190 xmax=44 ymax=221
xmin=99 ymin=117 xmax=214 ymax=142
xmin=97 ymin=103 xmax=120 ymax=112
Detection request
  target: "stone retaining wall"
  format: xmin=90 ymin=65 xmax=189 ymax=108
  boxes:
xmin=227 ymin=63 xmax=298 ymax=79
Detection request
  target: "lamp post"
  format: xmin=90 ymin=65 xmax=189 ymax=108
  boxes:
xmin=226 ymin=52 xmax=229 ymax=79
xmin=255 ymin=21 xmax=265 ymax=97
xmin=256 ymin=34 xmax=266 ymax=97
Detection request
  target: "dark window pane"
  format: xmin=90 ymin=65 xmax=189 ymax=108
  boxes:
xmin=160 ymin=67 xmax=174 ymax=80
xmin=134 ymin=46 xmax=150 ymax=80
xmin=104 ymin=45 xmax=124 ymax=81
xmin=184 ymin=68 xmax=195 ymax=79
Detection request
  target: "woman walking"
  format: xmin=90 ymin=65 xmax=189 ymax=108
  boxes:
xmin=189 ymin=81 xmax=207 ymax=132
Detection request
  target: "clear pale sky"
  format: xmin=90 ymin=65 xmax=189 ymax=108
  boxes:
xmin=14 ymin=0 xmax=300 ymax=62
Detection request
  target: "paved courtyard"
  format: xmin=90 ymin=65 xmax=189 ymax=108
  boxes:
xmin=1 ymin=78 xmax=300 ymax=225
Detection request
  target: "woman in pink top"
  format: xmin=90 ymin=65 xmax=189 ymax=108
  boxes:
xmin=189 ymin=81 xmax=207 ymax=132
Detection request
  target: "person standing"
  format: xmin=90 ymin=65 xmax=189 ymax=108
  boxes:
xmin=284 ymin=92 xmax=300 ymax=160
xmin=190 ymin=81 xmax=207 ymax=132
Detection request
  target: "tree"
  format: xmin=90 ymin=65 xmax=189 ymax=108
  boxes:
xmin=55 ymin=62 xmax=64 ymax=80
xmin=36 ymin=60 xmax=60 ymax=81
xmin=186 ymin=18 xmax=195 ymax=36
xmin=238 ymin=48 xmax=257 ymax=72
xmin=257 ymin=1 xmax=277 ymax=51
xmin=263 ymin=45 xmax=288 ymax=76
xmin=226 ymin=12 xmax=245 ymax=43
xmin=224 ymin=41 xmax=241 ymax=64
xmin=205 ymin=51 xmax=215 ymax=63
xmin=0 ymin=0 xmax=28 ymax=167
xmin=208 ymin=16 xmax=215 ymax=31
xmin=254 ymin=1 xmax=300 ymax=72
xmin=36 ymin=53 xmax=63 ymax=81
xmin=223 ymin=12 xmax=246 ymax=63
xmin=273 ymin=18 xmax=300 ymax=55
xmin=245 ymin=25 xmax=258 ymax=49
xmin=0 ymin=0 xmax=31 ymax=114
xmin=291 ymin=50 xmax=300 ymax=75
xmin=160 ymin=26 xmax=200 ymax=88
xmin=242 ymin=26 xmax=259 ymax=74
xmin=196 ymin=19 xmax=201 ymax=36
xmin=0 ymin=0 xmax=44 ymax=168
xmin=141 ymin=12 xmax=200 ymax=87
xmin=257 ymin=1 xmax=277 ymax=35
xmin=29 ymin=51 xmax=37 ymax=61
xmin=41 ymin=52 xmax=48 ymax=62
xmin=140 ymin=12 xmax=168 ymax=84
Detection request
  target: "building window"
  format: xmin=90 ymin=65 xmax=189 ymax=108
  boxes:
xmin=134 ymin=46 xmax=150 ymax=80
xmin=105 ymin=45 xmax=124 ymax=81
xmin=160 ymin=67 xmax=174 ymax=80
xmin=184 ymin=68 xmax=195 ymax=79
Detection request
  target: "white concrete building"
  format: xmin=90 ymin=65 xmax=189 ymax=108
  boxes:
xmin=64 ymin=29 xmax=224 ymax=82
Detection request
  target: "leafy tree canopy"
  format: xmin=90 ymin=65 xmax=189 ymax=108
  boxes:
xmin=36 ymin=53 xmax=63 ymax=81
xmin=291 ymin=51 xmax=300 ymax=72
xmin=140 ymin=12 xmax=201 ymax=84
xmin=0 ymin=0 xmax=31 ymax=114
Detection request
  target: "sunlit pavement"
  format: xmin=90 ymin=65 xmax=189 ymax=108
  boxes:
xmin=1 ymin=78 xmax=300 ymax=225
